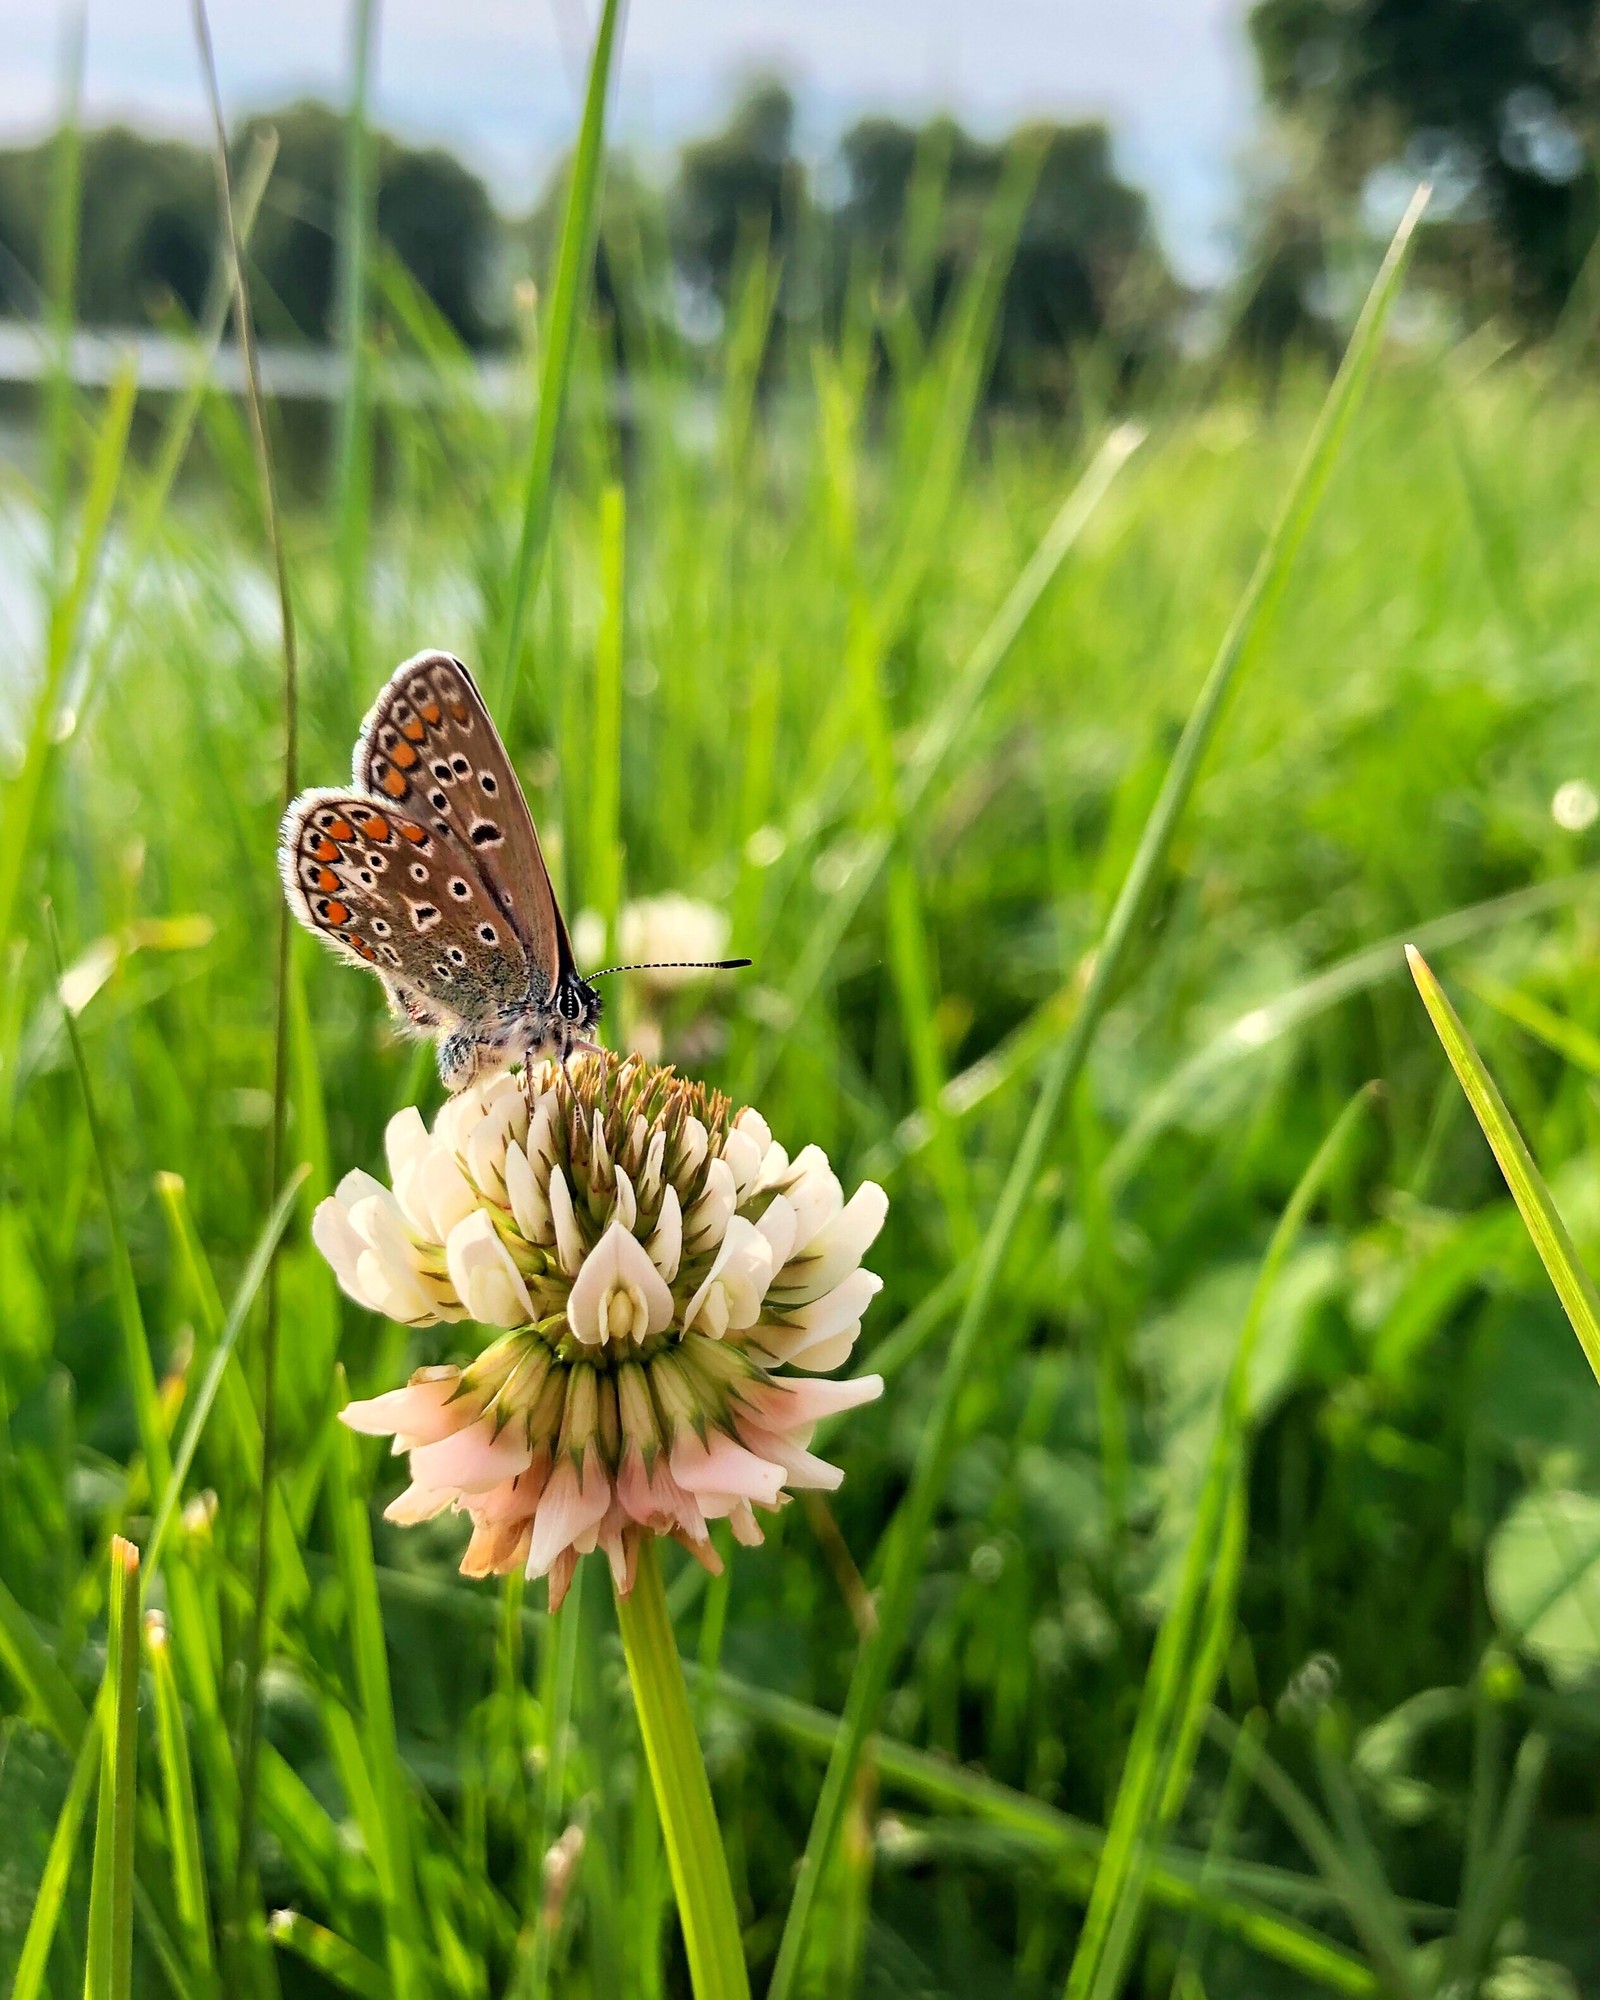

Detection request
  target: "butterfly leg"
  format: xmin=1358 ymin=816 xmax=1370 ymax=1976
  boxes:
xmin=438 ymin=1029 xmax=490 ymax=1092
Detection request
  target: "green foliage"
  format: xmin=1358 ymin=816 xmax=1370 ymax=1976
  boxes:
xmin=11 ymin=126 xmax=1600 ymax=1997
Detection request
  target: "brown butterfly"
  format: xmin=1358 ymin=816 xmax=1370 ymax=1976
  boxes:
xmin=279 ymin=651 xmax=746 ymax=1089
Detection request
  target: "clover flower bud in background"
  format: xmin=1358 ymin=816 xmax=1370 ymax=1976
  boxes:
xmin=319 ymin=1053 xmax=886 ymax=1609
xmin=573 ymin=896 xmax=735 ymax=1061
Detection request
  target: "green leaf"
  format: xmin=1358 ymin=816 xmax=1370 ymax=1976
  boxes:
xmin=1485 ymin=1489 xmax=1600 ymax=1688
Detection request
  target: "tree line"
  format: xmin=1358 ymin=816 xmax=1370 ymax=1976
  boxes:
xmin=0 ymin=86 xmax=1174 ymax=405
xmin=5 ymin=6 xmax=1597 ymax=400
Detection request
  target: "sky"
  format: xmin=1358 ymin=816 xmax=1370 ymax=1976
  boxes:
xmin=0 ymin=0 xmax=1260 ymax=281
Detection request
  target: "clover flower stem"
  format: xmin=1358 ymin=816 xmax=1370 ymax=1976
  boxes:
xmin=614 ymin=1539 xmax=750 ymax=2000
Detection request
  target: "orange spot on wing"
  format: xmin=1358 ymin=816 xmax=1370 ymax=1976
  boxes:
xmin=313 ymin=866 xmax=339 ymax=893
xmin=326 ymin=816 xmax=355 ymax=843
xmin=379 ymin=767 xmax=409 ymax=798
xmin=396 ymin=819 xmax=428 ymax=844
xmin=420 ymin=700 xmax=442 ymax=724
xmin=323 ymin=901 xmax=350 ymax=927
xmin=356 ymin=813 xmax=391 ymax=842
xmin=391 ymin=740 xmax=420 ymax=770
xmin=310 ymin=834 xmax=339 ymax=862
xmin=449 ymin=700 xmax=469 ymax=723
xmin=400 ymin=715 xmax=426 ymax=743
xmin=350 ymin=936 xmax=376 ymax=961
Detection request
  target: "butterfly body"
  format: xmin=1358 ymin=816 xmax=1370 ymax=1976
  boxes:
xmin=279 ymin=652 xmax=602 ymax=1089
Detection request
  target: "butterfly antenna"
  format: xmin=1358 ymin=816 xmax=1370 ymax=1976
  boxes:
xmin=589 ymin=958 xmax=753 ymax=979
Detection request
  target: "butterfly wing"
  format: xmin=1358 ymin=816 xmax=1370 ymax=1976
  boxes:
xmin=278 ymin=787 xmax=531 ymax=1027
xmin=353 ymin=651 xmax=574 ymax=1005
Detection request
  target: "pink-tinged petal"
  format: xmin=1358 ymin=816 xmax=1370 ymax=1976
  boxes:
xmin=341 ymin=1370 xmax=469 ymax=1444
xmin=771 ymin=1182 xmax=888 ymax=1303
xmin=470 ymin=1453 xmax=551 ymax=1526
xmin=670 ymin=1429 xmax=785 ymax=1506
xmin=383 ymin=1481 xmax=455 ymax=1524
xmin=546 ymin=1546 xmax=579 ymax=1612
xmin=548 ymin=1166 xmax=584 ymax=1277
xmin=460 ymin=1513 xmax=533 ymax=1578
xmin=408 ymin=1414 xmax=532 ymax=1495
xmin=445 ymin=1211 xmax=535 ymax=1328
xmin=503 ymin=1140 xmax=551 ymax=1246
xmin=728 ymin=1500 xmax=766 ymax=1547
xmin=735 ymin=1420 xmax=843 ymax=1491
xmin=568 ymin=1222 xmax=674 ymax=1346
xmin=526 ymin=1450 xmax=613 ymax=1579
xmin=743 ymin=1374 xmax=884 ymax=1428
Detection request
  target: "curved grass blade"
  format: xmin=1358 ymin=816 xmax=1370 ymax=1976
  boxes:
xmin=146 ymin=1612 xmax=216 ymax=1989
xmin=492 ymin=0 xmax=626 ymax=719
xmin=765 ymin=185 xmax=1432 ymax=2000
xmin=1407 ymin=945 xmax=1600 ymax=1384
xmin=143 ymin=1165 xmax=309 ymax=1585
xmin=7 ymin=1716 xmax=101 ymax=2000
xmin=267 ymin=1912 xmax=390 ymax=1999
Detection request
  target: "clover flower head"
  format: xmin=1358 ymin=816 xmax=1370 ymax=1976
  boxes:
xmin=318 ymin=1052 xmax=886 ymax=1608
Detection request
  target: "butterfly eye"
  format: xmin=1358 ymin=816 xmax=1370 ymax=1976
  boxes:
xmin=557 ymin=985 xmax=582 ymax=1022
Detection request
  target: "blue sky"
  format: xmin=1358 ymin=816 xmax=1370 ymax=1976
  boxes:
xmin=0 ymin=1 xmax=1259 ymax=279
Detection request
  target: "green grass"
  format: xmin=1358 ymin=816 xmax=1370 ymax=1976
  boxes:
xmin=11 ymin=100 xmax=1600 ymax=2000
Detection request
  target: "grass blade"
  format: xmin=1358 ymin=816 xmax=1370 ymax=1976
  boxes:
xmin=146 ymin=1612 xmax=216 ymax=1988
xmin=1407 ymin=945 xmax=1600 ymax=1383
xmin=1065 ymin=1086 xmax=1378 ymax=2000
xmin=492 ymin=0 xmax=626 ymax=718
xmin=189 ymin=0 xmax=302 ymax=1921
xmin=8 ymin=1716 xmax=101 ymax=2000
xmin=268 ymin=1911 xmax=390 ymax=1999
xmin=84 ymin=1537 xmax=140 ymax=2000
xmin=765 ymin=186 xmax=1431 ymax=2000
xmin=144 ymin=1165 xmax=308 ymax=1584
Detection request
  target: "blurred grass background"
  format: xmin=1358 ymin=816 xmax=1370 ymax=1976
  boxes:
xmin=7 ymin=6 xmax=1600 ymax=1998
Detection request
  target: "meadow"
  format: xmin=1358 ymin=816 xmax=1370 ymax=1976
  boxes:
xmin=5 ymin=96 xmax=1600 ymax=2000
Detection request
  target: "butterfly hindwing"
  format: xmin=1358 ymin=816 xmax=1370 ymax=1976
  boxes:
xmin=278 ymin=787 xmax=530 ymax=1026
xmin=353 ymin=652 xmax=569 ymax=1004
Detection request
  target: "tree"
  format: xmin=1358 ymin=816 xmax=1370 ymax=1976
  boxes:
xmin=836 ymin=113 xmax=1178 ymax=402
xmin=669 ymin=80 xmax=808 ymax=307
xmin=1248 ymin=0 xmax=1600 ymax=327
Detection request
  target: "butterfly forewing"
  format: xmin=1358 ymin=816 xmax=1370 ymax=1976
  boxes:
xmin=279 ymin=787 xmax=530 ymax=1025
xmin=353 ymin=652 xmax=568 ymax=1002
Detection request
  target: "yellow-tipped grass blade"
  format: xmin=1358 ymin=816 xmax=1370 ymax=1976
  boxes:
xmin=1407 ymin=944 xmax=1600 ymax=1386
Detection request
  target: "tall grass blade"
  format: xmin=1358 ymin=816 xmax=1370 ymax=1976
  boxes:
xmin=492 ymin=0 xmax=626 ymax=719
xmin=766 ymin=186 xmax=1431 ymax=2000
xmin=84 ymin=1537 xmax=140 ymax=2000
xmin=190 ymin=0 xmax=303 ymax=1918
xmin=146 ymin=1612 xmax=216 ymax=1988
xmin=8 ymin=1717 xmax=101 ymax=2000
xmin=1065 ymin=1086 xmax=1378 ymax=2000
xmin=144 ymin=1166 xmax=308 ymax=1584
xmin=1407 ymin=945 xmax=1600 ymax=1384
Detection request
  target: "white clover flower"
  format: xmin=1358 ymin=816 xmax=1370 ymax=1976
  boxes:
xmin=323 ymin=1053 xmax=886 ymax=1608
xmin=573 ymin=895 xmax=732 ymax=997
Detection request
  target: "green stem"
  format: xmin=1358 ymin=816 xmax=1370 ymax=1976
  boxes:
xmin=614 ymin=1541 xmax=750 ymax=2000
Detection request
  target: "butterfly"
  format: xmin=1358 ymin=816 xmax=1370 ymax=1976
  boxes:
xmin=279 ymin=651 xmax=746 ymax=1090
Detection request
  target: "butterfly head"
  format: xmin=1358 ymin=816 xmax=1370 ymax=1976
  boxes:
xmin=553 ymin=967 xmax=604 ymax=1053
